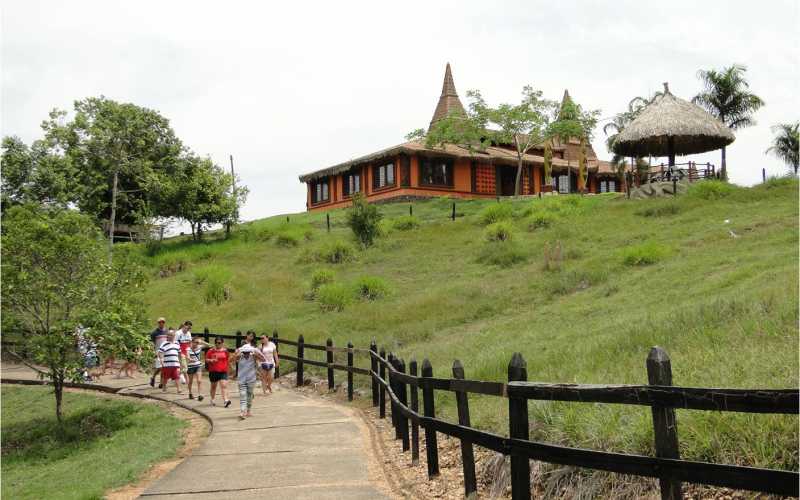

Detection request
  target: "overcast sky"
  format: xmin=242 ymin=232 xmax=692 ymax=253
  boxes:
xmin=3 ymin=1 xmax=798 ymax=223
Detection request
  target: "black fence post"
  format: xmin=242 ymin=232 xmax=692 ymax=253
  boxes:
xmin=370 ymin=339 xmax=378 ymax=407
xmin=647 ymin=347 xmax=682 ymax=500
xmin=762 ymin=167 xmax=766 ymax=183
xmin=389 ymin=354 xmax=401 ymax=440
xmin=296 ymin=334 xmax=305 ymax=387
xmin=452 ymin=360 xmax=477 ymax=499
xmin=347 ymin=341 xmax=354 ymax=402
xmin=672 ymin=177 xmax=677 ymax=196
xmin=409 ymin=204 xmax=413 ymax=216
xmin=421 ymin=358 xmax=439 ymax=478
xmin=326 ymin=212 xmax=330 ymax=232
xmin=409 ymin=357 xmax=420 ymax=465
xmin=451 ymin=202 xmax=456 ymax=221
xmin=326 ymin=338 xmax=335 ymax=391
xmin=508 ymin=352 xmax=530 ymax=500
xmin=286 ymin=215 xmax=290 ymax=223
xmin=379 ymin=347 xmax=387 ymax=419
xmin=203 ymin=327 xmax=209 ymax=344
xmin=398 ymin=357 xmax=409 ymax=452
xmin=272 ymin=330 xmax=280 ymax=378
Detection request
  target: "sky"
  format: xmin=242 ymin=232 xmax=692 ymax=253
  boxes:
xmin=3 ymin=1 xmax=798 ymax=224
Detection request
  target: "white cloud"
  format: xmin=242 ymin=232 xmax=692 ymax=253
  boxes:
xmin=3 ymin=0 xmax=798 ymax=221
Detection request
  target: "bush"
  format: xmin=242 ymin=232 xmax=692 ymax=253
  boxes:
xmin=545 ymin=269 xmax=608 ymax=296
xmin=621 ymin=241 xmax=670 ymax=266
xmin=479 ymin=203 xmax=514 ymax=225
xmin=527 ymin=212 xmax=557 ymax=230
xmin=354 ymin=276 xmax=390 ymax=300
xmin=484 ymin=221 xmax=514 ymax=242
xmin=687 ymin=180 xmax=737 ymax=200
xmin=636 ymin=202 xmax=682 ymax=217
xmin=144 ymin=239 xmax=162 ymax=257
xmin=302 ymin=239 xmax=357 ymax=264
xmin=275 ymin=231 xmax=301 ymax=247
xmin=391 ymin=215 xmax=420 ymax=231
xmin=310 ymin=268 xmax=335 ymax=291
xmin=477 ymin=241 xmax=528 ymax=267
xmin=347 ymin=193 xmax=383 ymax=247
xmin=763 ymin=175 xmax=798 ymax=190
xmin=193 ymin=265 xmax=233 ymax=305
xmin=154 ymin=252 xmax=188 ymax=277
xmin=317 ymin=283 xmax=352 ymax=312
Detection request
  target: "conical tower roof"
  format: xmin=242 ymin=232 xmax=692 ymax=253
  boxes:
xmin=557 ymin=89 xmax=575 ymax=120
xmin=429 ymin=63 xmax=466 ymax=130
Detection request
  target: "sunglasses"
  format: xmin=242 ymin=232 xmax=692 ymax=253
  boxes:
xmin=215 ymin=341 xmax=223 ymax=345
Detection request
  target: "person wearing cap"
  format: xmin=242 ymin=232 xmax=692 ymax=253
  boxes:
xmin=149 ymin=318 xmax=168 ymax=388
xmin=233 ymin=342 xmax=266 ymax=419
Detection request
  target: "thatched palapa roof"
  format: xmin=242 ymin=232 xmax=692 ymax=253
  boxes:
xmin=613 ymin=83 xmax=734 ymax=157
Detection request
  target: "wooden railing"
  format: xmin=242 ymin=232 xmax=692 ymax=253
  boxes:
xmin=647 ymin=162 xmax=717 ymax=183
xmin=198 ymin=328 xmax=798 ymax=500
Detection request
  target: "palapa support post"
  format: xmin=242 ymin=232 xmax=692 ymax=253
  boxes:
xmin=398 ymin=357 xmax=409 ymax=452
xmin=452 ymin=360 xmax=477 ymax=499
xmin=647 ymin=347 xmax=682 ymax=500
xmin=326 ymin=212 xmax=330 ymax=232
xmin=672 ymin=177 xmax=677 ymax=197
xmin=379 ymin=347 xmax=387 ymax=419
xmin=326 ymin=338 xmax=335 ymax=391
xmin=421 ymin=358 xmax=440 ymax=478
xmin=347 ymin=341 xmax=354 ymax=402
xmin=508 ymin=352 xmax=530 ymax=500
xmin=296 ymin=334 xmax=305 ymax=387
xmin=409 ymin=357 xmax=420 ymax=465
xmin=272 ymin=330 xmax=280 ymax=378
xmin=370 ymin=339 xmax=379 ymax=407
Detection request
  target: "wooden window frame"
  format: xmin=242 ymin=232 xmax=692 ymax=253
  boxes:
xmin=343 ymin=170 xmax=362 ymax=198
xmin=419 ymin=156 xmax=455 ymax=188
xmin=310 ymin=177 xmax=330 ymax=205
xmin=372 ymin=161 xmax=396 ymax=191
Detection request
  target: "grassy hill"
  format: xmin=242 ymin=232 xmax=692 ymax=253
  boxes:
xmin=136 ymin=178 xmax=798 ymax=471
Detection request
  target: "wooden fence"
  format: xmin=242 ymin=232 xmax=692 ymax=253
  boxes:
xmin=199 ymin=328 xmax=798 ymax=500
xmin=647 ymin=162 xmax=717 ymax=183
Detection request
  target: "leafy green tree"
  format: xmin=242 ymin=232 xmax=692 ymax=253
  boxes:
xmin=548 ymin=97 xmax=600 ymax=192
xmin=42 ymin=97 xmax=184 ymax=261
xmin=1 ymin=136 xmax=74 ymax=208
xmin=346 ymin=192 xmax=382 ymax=247
xmin=692 ymin=64 xmax=765 ymax=180
xmin=765 ymin=122 xmax=799 ymax=175
xmin=1 ymin=205 xmax=149 ymax=423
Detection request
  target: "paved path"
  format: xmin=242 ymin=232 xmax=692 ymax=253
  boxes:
xmin=1 ymin=363 xmax=392 ymax=499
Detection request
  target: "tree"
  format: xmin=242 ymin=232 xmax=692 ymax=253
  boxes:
xmin=1 ymin=205 xmax=149 ymax=424
xmin=42 ymin=97 xmax=184 ymax=261
xmin=692 ymin=64 xmax=764 ymax=180
xmin=1 ymin=136 xmax=74 ymax=209
xmin=346 ymin=192 xmax=382 ymax=247
xmin=543 ymin=142 xmax=554 ymax=186
xmin=548 ymin=97 xmax=600 ymax=193
xmin=765 ymin=122 xmax=799 ymax=175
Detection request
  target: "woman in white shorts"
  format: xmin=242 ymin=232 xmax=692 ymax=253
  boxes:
xmin=258 ymin=334 xmax=278 ymax=395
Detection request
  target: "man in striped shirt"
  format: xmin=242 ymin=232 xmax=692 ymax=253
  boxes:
xmin=158 ymin=330 xmax=183 ymax=394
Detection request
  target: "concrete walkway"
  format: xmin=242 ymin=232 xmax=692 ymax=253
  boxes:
xmin=1 ymin=363 xmax=392 ymax=499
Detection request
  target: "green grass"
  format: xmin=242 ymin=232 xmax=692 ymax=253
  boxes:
xmin=1 ymin=385 xmax=186 ymax=500
xmin=133 ymin=180 xmax=799 ymax=470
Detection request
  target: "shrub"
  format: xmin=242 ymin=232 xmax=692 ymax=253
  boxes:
xmin=144 ymin=239 xmax=162 ymax=257
xmin=763 ymin=175 xmax=798 ymax=190
xmin=347 ymin=192 xmax=383 ymax=247
xmin=484 ymin=221 xmax=514 ymax=242
xmin=354 ymin=276 xmax=390 ymax=300
xmin=391 ymin=215 xmax=420 ymax=231
xmin=317 ymin=283 xmax=352 ymax=312
xmin=314 ymin=240 xmax=357 ymax=264
xmin=154 ymin=252 xmax=188 ymax=277
xmin=527 ymin=212 xmax=557 ymax=230
xmin=636 ymin=202 xmax=682 ymax=217
xmin=477 ymin=241 xmax=528 ymax=267
xmin=479 ymin=203 xmax=514 ymax=225
xmin=311 ymin=268 xmax=335 ymax=291
xmin=193 ymin=265 xmax=233 ymax=305
xmin=542 ymin=241 xmax=563 ymax=272
xmin=545 ymin=269 xmax=607 ymax=297
xmin=621 ymin=241 xmax=670 ymax=266
xmin=687 ymin=180 xmax=736 ymax=200
xmin=275 ymin=231 xmax=301 ymax=247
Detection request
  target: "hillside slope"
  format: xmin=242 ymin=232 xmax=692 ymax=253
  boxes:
xmin=138 ymin=179 xmax=799 ymax=470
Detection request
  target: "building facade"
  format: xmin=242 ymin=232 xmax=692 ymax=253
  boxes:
xmin=300 ymin=64 xmax=621 ymax=211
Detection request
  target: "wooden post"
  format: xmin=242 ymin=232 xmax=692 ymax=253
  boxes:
xmin=647 ymin=346 xmax=682 ymax=500
xmin=296 ymin=334 xmax=305 ymax=387
xmin=409 ymin=204 xmax=413 ymax=216
xmin=762 ymin=167 xmax=766 ymax=183
xmin=421 ymin=358 xmax=440 ymax=477
xmin=379 ymin=347 xmax=387 ymax=419
xmin=508 ymin=352 xmax=530 ymax=500
xmin=370 ymin=339 xmax=378 ymax=407
xmin=390 ymin=354 xmax=401 ymax=440
xmin=451 ymin=202 xmax=456 ymax=221
xmin=347 ymin=341 xmax=354 ymax=402
xmin=388 ymin=353 xmax=398 ymax=432
xmin=398 ymin=357 xmax=409 ymax=452
xmin=286 ymin=216 xmax=289 ymax=223
xmin=272 ymin=330 xmax=280 ymax=378
xmin=453 ymin=359 xmax=477 ymax=499
xmin=203 ymin=327 xmax=209 ymax=343
xmin=326 ymin=338 xmax=335 ymax=391
xmin=409 ymin=357 xmax=420 ymax=465
xmin=672 ymin=177 xmax=677 ymax=197
xmin=326 ymin=212 xmax=330 ymax=232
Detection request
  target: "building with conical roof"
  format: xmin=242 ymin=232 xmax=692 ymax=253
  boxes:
xmin=299 ymin=65 xmax=619 ymax=211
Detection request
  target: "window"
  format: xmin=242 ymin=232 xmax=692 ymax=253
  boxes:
xmin=557 ymin=175 xmax=570 ymax=194
xmin=343 ymin=171 xmax=361 ymax=197
xmin=372 ymin=162 xmax=395 ymax=189
xmin=311 ymin=177 xmax=329 ymax=204
xmin=608 ymin=180 xmax=616 ymax=192
xmin=600 ymin=180 xmax=608 ymax=193
xmin=419 ymin=157 xmax=454 ymax=187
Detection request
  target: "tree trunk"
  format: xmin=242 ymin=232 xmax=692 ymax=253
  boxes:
xmin=108 ymin=170 xmax=119 ymax=264
xmin=720 ymin=146 xmax=728 ymax=181
xmin=197 ymin=224 xmax=203 ymax=241
xmin=190 ymin=222 xmax=196 ymax=240
xmin=514 ymin=159 xmax=523 ymax=196
xmin=54 ymin=375 xmax=64 ymax=424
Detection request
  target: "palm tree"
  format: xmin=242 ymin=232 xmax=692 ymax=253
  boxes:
xmin=692 ymin=64 xmax=765 ymax=180
xmin=765 ymin=122 xmax=799 ymax=175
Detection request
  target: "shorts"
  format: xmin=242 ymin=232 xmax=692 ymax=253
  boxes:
xmin=209 ymin=371 xmax=228 ymax=383
xmin=187 ymin=366 xmax=200 ymax=375
xmin=85 ymin=355 xmax=99 ymax=368
xmin=161 ymin=366 xmax=180 ymax=380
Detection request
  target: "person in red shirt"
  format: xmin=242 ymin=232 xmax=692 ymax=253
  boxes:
xmin=206 ymin=336 xmax=232 ymax=408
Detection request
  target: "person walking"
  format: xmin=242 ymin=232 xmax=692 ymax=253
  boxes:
xmin=186 ymin=338 xmax=210 ymax=401
xmin=258 ymin=334 xmax=279 ymax=395
xmin=206 ymin=337 xmax=232 ymax=408
xmin=149 ymin=318 xmax=168 ymax=388
xmin=177 ymin=321 xmax=193 ymax=356
xmin=158 ymin=330 xmax=182 ymax=394
xmin=233 ymin=342 xmax=265 ymax=419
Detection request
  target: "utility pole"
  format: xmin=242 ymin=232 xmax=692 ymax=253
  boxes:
xmin=227 ymin=154 xmax=237 ymax=237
